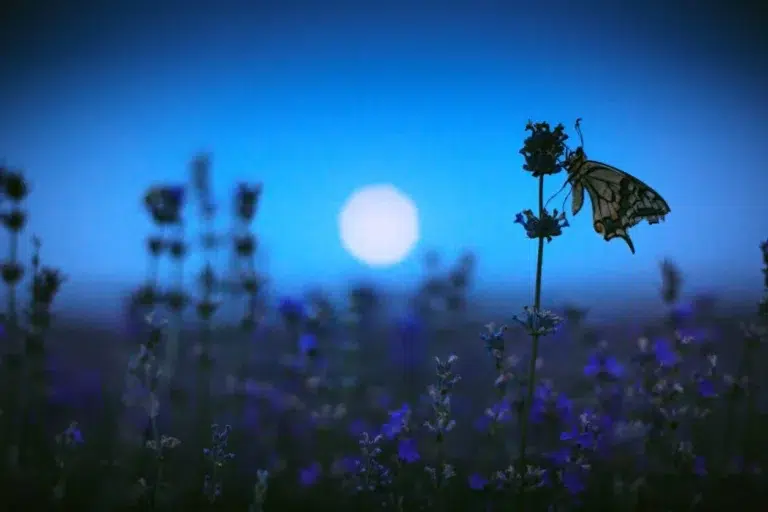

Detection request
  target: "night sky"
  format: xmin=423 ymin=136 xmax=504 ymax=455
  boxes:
xmin=1 ymin=1 xmax=767 ymax=322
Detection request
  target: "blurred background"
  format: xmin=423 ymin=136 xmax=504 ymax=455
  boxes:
xmin=1 ymin=0 xmax=767 ymax=326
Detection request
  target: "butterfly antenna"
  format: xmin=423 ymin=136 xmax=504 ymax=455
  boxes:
xmin=574 ymin=118 xmax=585 ymax=148
xmin=560 ymin=186 xmax=572 ymax=214
xmin=544 ymin=179 xmax=570 ymax=209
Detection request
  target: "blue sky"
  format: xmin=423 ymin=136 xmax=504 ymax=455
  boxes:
xmin=1 ymin=1 xmax=767 ymax=320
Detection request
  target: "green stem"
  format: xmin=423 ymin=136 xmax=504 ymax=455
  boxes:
xmin=517 ymin=174 xmax=546 ymax=502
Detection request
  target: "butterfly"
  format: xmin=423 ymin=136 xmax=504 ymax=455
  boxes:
xmin=555 ymin=119 xmax=671 ymax=254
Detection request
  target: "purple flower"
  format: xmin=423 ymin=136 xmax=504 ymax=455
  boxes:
xmin=584 ymin=353 xmax=624 ymax=380
xmin=698 ymin=379 xmax=716 ymax=398
xmin=62 ymin=422 xmax=85 ymax=446
xmin=278 ymin=298 xmax=304 ymax=324
xmin=332 ymin=456 xmax=359 ymax=476
xmin=473 ymin=415 xmax=491 ymax=433
xmin=299 ymin=333 xmax=317 ymax=355
xmin=560 ymin=429 xmax=594 ymax=448
xmin=468 ymin=473 xmax=488 ymax=490
xmin=474 ymin=400 xmax=512 ymax=432
xmin=374 ymin=390 xmax=393 ymax=410
xmin=347 ymin=418 xmax=371 ymax=438
xmin=243 ymin=405 xmax=259 ymax=428
xmin=562 ymin=469 xmax=585 ymax=495
xmin=397 ymin=438 xmax=420 ymax=463
xmin=694 ymin=456 xmax=707 ymax=476
xmin=654 ymin=338 xmax=679 ymax=366
xmin=299 ymin=461 xmax=322 ymax=487
xmin=167 ymin=185 xmax=186 ymax=205
xmin=547 ymin=447 xmax=570 ymax=465
xmin=671 ymin=302 xmax=694 ymax=322
xmin=381 ymin=404 xmax=411 ymax=439
xmin=393 ymin=313 xmax=426 ymax=369
xmin=531 ymin=392 xmax=572 ymax=424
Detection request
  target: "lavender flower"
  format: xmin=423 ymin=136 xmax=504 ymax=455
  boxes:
xmin=513 ymin=306 xmax=562 ymax=337
xmin=514 ymin=208 xmax=569 ymax=242
xmin=203 ymin=423 xmax=235 ymax=503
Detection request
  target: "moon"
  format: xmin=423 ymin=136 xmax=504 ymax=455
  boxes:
xmin=338 ymin=184 xmax=420 ymax=267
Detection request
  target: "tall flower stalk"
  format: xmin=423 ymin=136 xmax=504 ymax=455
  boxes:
xmin=0 ymin=167 xmax=28 ymax=469
xmin=190 ymin=153 xmax=221 ymax=477
xmin=228 ymin=181 xmax=264 ymax=416
xmin=165 ymin=221 xmax=188 ymax=392
xmin=513 ymin=121 xmax=569 ymax=502
xmin=22 ymin=236 xmax=65 ymax=467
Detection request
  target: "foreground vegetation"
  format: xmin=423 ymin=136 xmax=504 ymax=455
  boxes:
xmin=0 ymin=123 xmax=766 ymax=510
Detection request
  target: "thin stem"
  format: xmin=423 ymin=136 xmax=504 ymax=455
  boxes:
xmin=4 ymin=222 xmax=22 ymax=471
xmin=517 ymin=174 xmax=546 ymax=500
xmin=7 ymin=231 xmax=18 ymax=330
xmin=150 ymin=413 xmax=162 ymax=509
xmin=721 ymin=340 xmax=752 ymax=473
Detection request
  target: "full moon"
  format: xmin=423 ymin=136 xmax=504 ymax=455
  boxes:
xmin=338 ymin=184 xmax=420 ymax=267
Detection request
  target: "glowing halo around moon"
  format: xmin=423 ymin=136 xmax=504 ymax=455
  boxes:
xmin=338 ymin=184 xmax=420 ymax=267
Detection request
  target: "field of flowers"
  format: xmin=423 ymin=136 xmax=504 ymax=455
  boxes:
xmin=0 ymin=121 xmax=766 ymax=511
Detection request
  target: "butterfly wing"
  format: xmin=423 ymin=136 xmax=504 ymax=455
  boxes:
xmin=576 ymin=160 xmax=671 ymax=254
xmin=565 ymin=148 xmax=588 ymax=216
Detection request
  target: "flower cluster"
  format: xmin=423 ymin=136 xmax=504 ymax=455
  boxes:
xmin=514 ymin=208 xmax=569 ymax=241
xmin=343 ymin=432 xmax=392 ymax=494
xmin=143 ymin=185 xmax=186 ymax=225
xmin=203 ymin=423 xmax=236 ymax=503
xmin=423 ymin=355 xmax=460 ymax=441
xmin=513 ymin=306 xmax=563 ymax=338
xmin=519 ymin=121 xmax=570 ymax=177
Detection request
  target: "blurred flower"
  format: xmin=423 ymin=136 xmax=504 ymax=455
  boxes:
xmin=56 ymin=421 xmax=84 ymax=447
xmin=485 ymin=400 xmax=513 ymax=423
xmin=0 ymin=168 xmax=29 ymax=201
xmin=397 ymin=438 xmax=420 ymax=463
xmin=653 ymin=338 xmax=680 ymax=366
xmin=311 ymin=403 xmax=347 ymax=427
xmin=143 ymin=185 xmax=186 ymax=225
xmin=671 ymin=302 xmax=694 ymax=322
xmin=475 ymin=399 xmax=513 ymax=432
xmin=381 ymin=404 xmax=411 ymax=440
xmin=278 ymin=297 xmax=304 ymax=326
xmin=299 ymin=461 xmax=322 ymax=487
xmin=190 ymin=152 xmax=212 ymax=195
xmin=369 ymin=387 xmax=393 ymax=410
xmin=146 ymin=435 xmax=181 ymax=451
xmin=235 ymin=183 xmax=262 ymax=221
xmin=393 ymin=313 xmax=427 ymax=371
xmin=584 ymin=353 xmax=624 ymax=381
xmin=563 ymin=305 xmax=589 ymax=328
xmin=562 ymin=468 xmax=586 ymax=495
xmin=531 ymin=386 xmax=572 ymax=425
xmin=481 ymin=322 xmax=507 ymax=366
xmin=299 ymin=333 xmax=318 ymax=357
xmin=347 ymin=418 xmax=371 ymax=438
xmin=349 ymin=284 xmax=379 ymax=317
xmin=660 ymin=259 xmax=682 ymax=305
xmin=698 ymin=379 xmax=716 ymax=398
xmin=331 ymin=456 xmax=359 ymax=477
xmin=468 ymin=473 xmax=489 ymax=490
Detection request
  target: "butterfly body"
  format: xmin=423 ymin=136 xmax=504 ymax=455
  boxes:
xmin=564 ymin=146 xmax=671 ymax=254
